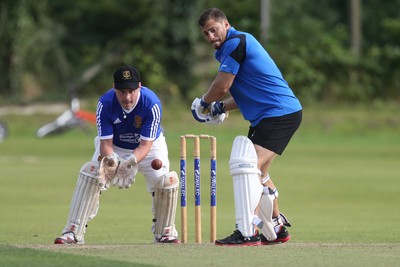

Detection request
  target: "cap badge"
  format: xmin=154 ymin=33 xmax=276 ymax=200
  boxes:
xmin=122 ymin=70 xmax=132 ymax=80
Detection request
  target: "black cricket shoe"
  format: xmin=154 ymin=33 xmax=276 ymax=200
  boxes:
xmin=215 ymin=230 xmax=261 ymax=246
xmin=260 ymin=225 xmax=290 ymax=245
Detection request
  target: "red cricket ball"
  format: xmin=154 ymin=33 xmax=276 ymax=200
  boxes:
xmin=151 ymin=158 xmax=163 ymax=170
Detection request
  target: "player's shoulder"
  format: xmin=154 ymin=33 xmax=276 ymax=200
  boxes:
xmin=98 ymin=89 xmax=116 ymax=107
xmin=139 ymin=86 xmax=162 ymax=109
xmin=226 ymin=27 xmax=259 ymax=47
xmin=140 ymin=86 xmax=160 ymax=100
xmin=226 ymin=27 xmax=247 ymax=40
xmin=99 ymin=89 xmax=115 ymax=101
xmin=222 ymin=28 xmax=249 ymax=52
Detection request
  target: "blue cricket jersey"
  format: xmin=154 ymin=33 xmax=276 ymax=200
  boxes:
xmin=215 ymin=27 xmax=302 ymax=126
xmin=96 ymin=86 xmax=162 ymax=150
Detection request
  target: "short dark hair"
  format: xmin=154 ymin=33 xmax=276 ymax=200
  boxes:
xmin=198 ymin=8 xmax=228 ymax=27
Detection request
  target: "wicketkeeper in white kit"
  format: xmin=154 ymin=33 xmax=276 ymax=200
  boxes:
xmin=54 ymin=65 xmax=180 ymax=244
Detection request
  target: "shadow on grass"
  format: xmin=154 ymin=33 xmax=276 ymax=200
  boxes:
xmin=0 ymin=245 xmax=155 ymax=267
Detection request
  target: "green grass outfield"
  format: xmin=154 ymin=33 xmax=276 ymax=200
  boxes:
xmin=0 ymin=103 xmax=399 ymax=267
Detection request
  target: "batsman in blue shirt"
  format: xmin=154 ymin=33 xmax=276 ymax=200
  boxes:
xmin=192 ymin=8 xmax=302 ymax=246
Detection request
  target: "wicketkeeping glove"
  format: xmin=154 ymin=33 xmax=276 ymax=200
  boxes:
xmin=112 ymin=154 xmax=138 ymax=189
xmin=99 ymin=153 xmax=120 ymax=189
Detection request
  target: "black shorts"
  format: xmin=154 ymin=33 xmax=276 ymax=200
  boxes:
xmin=248 ymin=110 xmax=302 ymax=155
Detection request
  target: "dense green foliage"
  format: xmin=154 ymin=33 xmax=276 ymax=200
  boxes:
xmin=0 ymin=0 xmax=399 ymax=104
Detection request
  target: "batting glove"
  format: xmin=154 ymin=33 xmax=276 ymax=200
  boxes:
xmin=210 ymin=101 xmax=225 ymax=117
xmin=191 ymin=97 xmax=211 ymax=123
xmin=200 ymin=96 xmax=210 ymax=110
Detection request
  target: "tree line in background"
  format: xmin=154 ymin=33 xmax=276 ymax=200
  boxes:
xmin=0 ymin=0 xmax=399 ymax=105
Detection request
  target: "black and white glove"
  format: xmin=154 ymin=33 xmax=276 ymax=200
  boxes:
xmin=191 ymin=97 xmax=227 ymax=125
xmin=210 ymin=101 xmax=226 ymax=117
xmin=191 ymin=97 xmax=211 ymax=123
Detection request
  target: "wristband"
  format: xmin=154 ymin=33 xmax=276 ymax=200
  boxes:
xmin=200 ymin=95 xmax=210 ymax=108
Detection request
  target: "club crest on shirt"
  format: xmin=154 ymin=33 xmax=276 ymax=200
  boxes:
xmin=134 ymin=115 xmax=142 ymax=128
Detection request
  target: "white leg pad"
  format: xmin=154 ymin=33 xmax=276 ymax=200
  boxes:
xmin=62 ymin=161 xmax=101 ymax=243
xmin=258 ymin=187 xmax=278 ymax=241
xmin=230 ymin=136 xmax=263 ymax=237
xmin=153 ymin=171 xmax=179 ymax=240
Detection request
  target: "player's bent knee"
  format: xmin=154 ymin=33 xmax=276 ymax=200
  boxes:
xmin=258 ymin=187 xmax=277 ymax=241
xmin=80 ymin=161 xmax=100 ymax=179
xmin=155 ymin=171 xmax=179 ymax=190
